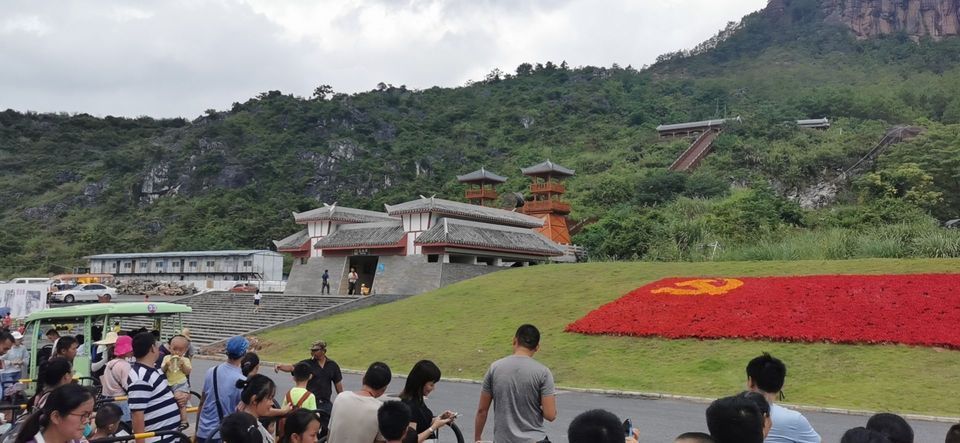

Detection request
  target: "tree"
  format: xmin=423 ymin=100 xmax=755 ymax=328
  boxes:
xmin=312 ymin=84 xmax=334 ymax=100
xmin=858 ymin=163 xmax=944 ymax=210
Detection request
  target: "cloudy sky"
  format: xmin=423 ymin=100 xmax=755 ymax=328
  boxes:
xmin=1 ymin=0 xmax=767 ymax=118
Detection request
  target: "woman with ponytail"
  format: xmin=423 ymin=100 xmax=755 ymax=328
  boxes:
xmin=32 ymin=357 xmax=73 ymax=410
xmin=241 ymin=353 xmax=261 ymax=377
xmin=237 ymin=375 xmax=282 ymax=443
xmin=15 ymin=384 xmax=94 ymax=443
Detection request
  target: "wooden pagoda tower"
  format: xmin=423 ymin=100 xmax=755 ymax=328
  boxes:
xmin=456 ymin=167 xmax=507 ymax=206
xmin=520 ymin=160 xmax=574 ymax=245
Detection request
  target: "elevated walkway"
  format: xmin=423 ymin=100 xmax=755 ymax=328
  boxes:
xmin=668 ymin=129 xmax=722 ymax=172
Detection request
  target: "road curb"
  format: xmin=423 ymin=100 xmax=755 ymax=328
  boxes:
xmin=194 ymin=356 xmax=959 ymax=424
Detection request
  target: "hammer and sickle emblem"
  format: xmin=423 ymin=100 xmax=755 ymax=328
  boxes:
xmin=651 ymin=278 xmax=744 ymax=296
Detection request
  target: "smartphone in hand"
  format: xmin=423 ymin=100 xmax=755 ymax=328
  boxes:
xmin=623 ymin=419 xmax=633 ymax=437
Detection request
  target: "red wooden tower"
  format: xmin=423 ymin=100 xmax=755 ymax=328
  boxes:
xmin=520 ymin=160 xmax=574 ymax=245
xmin=457 ymin=167 xmax=507 ymax=206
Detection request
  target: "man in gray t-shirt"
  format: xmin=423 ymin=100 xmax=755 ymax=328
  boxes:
xmin=475 ymin=324 xmax=557 ymax=443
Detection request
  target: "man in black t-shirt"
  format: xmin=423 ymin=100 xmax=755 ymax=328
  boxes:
xmin=276 ymin=340 xmax=343 ymax=432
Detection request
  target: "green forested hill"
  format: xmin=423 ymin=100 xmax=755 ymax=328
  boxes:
xmin=3 ymin=2 xmax=960 ymax=276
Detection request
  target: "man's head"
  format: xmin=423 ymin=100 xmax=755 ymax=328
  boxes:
xmin=55 ymin=335 xmax=79 ymax=361
xmin=675 ymin=432 xmax=715 ymax=443
xmin=377 ymin=401 xmax=411 ymax=442
xmin=0 ymin=331 xmax=15 ymax=356
xmin=132 ymin=331 xmax=158 ymax=361
xmin=841 ymin=427 xmax=892 ymax=443
xmin=866 ymin=413 xmax=913 ymax=443
xmin=946 ymin=424 xmax=960 ymax=443
xmin=46 ymin=328 xmax=60 ymax=340
xmin=292 ymin=362 xmax=313 ymax=384
xmin=705 ymin=395 xmax=765 ymax=443
xmin=567 ymin=409 xmax=625 ymax=443
xmin=225 ymin=336 xmax=249 ymax=361
xmin=310 ymin=340 xmax=327 ymax=360
xmin=362 ymin=361 xmax=391 ymax=397
xmin=745 ymin=352 xmax=786 ymax=394
xmin=513 ymin=324 xmax=541 ymax=352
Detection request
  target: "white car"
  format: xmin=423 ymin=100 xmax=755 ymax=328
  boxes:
xmin=50 ymin=284 xmax=117 ymax=303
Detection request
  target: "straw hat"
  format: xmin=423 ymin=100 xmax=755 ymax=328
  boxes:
xmin=94 ymin=331 xmax=119 ymax=346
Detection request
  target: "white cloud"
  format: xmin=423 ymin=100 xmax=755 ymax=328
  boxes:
xmin=2 ymin=15 xmax=52 ymax=36
xmin=0 ymin=0 xmax=767 ymax=118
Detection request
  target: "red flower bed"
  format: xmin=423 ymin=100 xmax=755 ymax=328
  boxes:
xmin=566 ymin=274 xmax=960 ymax=348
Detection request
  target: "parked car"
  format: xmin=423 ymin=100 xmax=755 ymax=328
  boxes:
xmin=50 ymin=284 xmax=117 ymax=303
xmin=229 ymin=283 xmax=259 ymax=293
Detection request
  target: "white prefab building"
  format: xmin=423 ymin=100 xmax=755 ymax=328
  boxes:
xmin=85 ymin=250 xmax=284 ymax=283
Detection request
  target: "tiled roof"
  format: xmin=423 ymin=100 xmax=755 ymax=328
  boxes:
xmin=520 ymin=160 xmax=575 ymax=177
xmin=457 ymin=167 xmax=507 ymax=183
xmin=294 ymin=204 xmax=397 ymax=224
xmin=273 ymin=229 xmax=310 ymax=250
xmin=85 ymin=250 xmax=279 ymax=259
xmin=385 ymin=197 xmax=543 ymax=228
xmin=314 ymin=221 xmax=405 ymax=249
xmin=415 ymin=218 xmax=563 ymax=256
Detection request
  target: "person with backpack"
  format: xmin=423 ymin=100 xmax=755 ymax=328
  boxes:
xmin=282 ymin=363 xmax=317 ymax=411
xmin=196 ymin=336 xmax=249 ymax=443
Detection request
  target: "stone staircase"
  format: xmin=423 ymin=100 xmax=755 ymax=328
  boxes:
xmin=123 ymin=292 xmax=360 ymax=346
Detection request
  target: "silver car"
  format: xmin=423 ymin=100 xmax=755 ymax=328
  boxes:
xmin=50 ymin=283 xmax=117 ymax=303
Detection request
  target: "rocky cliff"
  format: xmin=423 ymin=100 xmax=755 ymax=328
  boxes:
xmin=767 ymin=0 xmax=960 ymax=40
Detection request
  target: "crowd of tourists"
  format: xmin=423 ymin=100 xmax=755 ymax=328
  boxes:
xmin=5 ymin=323 xmax=960 ymax=443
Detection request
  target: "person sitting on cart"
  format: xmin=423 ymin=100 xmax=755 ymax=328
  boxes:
xmin=32 ymin=357 xmax=72 ymax=410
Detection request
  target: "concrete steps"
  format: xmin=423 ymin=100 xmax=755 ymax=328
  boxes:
xmin=122 ymin=293 xmax=360 ymax=346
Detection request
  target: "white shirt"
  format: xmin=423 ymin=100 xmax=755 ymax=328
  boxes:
xmin=327 ymin=391 xmax=383 ymax=443
xmin=766 ymin=403 xmax=821 ymax=443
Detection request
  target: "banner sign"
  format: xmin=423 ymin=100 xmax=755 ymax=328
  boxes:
xmin=0 ymin=284 xmax=48 ymax=319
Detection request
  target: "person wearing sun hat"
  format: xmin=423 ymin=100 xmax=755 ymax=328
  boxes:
xmin=1 ymin=331 xmax=28 ymax=372
xmin=92 ymin=331 xmax=119 ymax=376
xmin=196 ymin=336 xmax=249 ymax=443
xmin=101 ymin=334 xmax=135 ymax=422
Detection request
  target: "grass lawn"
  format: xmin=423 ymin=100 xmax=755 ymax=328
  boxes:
xmin=257 ymin=258 xmax=960 ymax=416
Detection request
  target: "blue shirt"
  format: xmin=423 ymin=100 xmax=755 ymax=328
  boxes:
xmin=766 ymin=403 xmax=821 ymax=443
xmin=197 ymin=363 xmax=245 ymax=439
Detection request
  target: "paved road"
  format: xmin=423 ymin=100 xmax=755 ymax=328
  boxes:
xmin=189 ymin=358 xmax=953 ymax=442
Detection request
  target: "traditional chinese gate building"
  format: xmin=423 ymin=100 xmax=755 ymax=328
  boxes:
xmin=277 ymin=196 xmax=563 ymax=295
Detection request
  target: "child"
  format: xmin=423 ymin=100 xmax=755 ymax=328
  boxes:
xmin=253 ymin=288 xmax=262 ymax=313
xmin=282 ymin=363 xmax=317 ymax=411
xmin=90 ymin=403 xmax=125 ymax=440
xmin=160 ymin=335 xmax=193 ymax=429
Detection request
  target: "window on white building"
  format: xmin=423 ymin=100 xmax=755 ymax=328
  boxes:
xmin=243 ymin=260 xmax=253 ymax=267
xmin=156 ymin=262 xmax=164 ymax=268
xmin=189 ymin=261 xmax=198 ymax=267
xmin=123 ymin=263 xmax=132 ymax=269
xmin=172 ymin=262 xmax=180 ymax=268
xmin=206 ymin=261 xmax=215 ymax=267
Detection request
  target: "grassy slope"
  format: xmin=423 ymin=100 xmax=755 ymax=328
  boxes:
xmin=258 ymin=259 xmax=960 ymax=416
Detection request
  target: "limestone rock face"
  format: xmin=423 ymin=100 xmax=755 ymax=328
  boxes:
xmin=767 ymin=0 xmax=960 ymax=40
